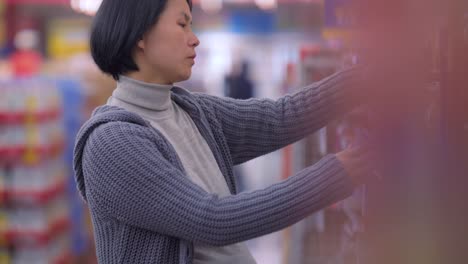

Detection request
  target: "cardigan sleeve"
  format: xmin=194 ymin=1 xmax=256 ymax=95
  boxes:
xmin=197 ymin=67 xmax=365 ymax=165
xmin=82 ymin=121 xmax=355 ymax=246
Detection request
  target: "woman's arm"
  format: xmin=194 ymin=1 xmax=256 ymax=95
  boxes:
xmin=197 ymin=67 xmax=364 ymax=165
xmin=83 ymin=121 xmax=355 ymax=247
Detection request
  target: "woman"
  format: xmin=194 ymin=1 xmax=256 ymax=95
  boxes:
xmin=73 ymin=0 xmax=373 ymax=263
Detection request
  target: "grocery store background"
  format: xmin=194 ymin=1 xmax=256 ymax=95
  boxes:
xmin=1 ymin=0 xmax=467 ymax=264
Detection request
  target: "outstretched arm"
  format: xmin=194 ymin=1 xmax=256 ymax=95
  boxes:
xmin=82 ymin=122 xmax=355 ymax=246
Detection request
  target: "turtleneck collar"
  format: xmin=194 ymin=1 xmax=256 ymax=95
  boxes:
xmin=112 ymin=75 xmax=173 ymax=111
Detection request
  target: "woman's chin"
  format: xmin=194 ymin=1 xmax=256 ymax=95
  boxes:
xmin=176 ymin=71 xmax=192 ymax=83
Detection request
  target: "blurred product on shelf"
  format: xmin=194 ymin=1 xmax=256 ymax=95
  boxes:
xmin=0 ymin=79 xmax=63 ymax=165
xmin=10 ymin=29 xmax=42 ymax=78
xmin=0 ymin=78 xmax=86 ymax=264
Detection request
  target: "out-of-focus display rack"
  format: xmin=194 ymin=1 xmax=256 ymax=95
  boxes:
xmin=0 ymin=78 xmax=78 ymax=264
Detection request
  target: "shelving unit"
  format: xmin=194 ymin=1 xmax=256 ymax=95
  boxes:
xmin=0 ymin=78 xmax=71 ymax=264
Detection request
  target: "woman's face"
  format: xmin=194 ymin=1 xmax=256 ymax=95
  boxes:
xmin=135 ymin=0 xmax=199 ymax=84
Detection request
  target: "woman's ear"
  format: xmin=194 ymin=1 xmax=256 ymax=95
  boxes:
xmin=137 ymin=38 xmax=145 ymax=50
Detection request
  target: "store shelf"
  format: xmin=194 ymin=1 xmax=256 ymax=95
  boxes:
xmin=0 ymin=109 xmax=61 ymax=124
xmin=5 ymin=177 xmax=66 ymax=205
xmin=1 ymin=77 xmax=81 ymax=262
xmin=5 ymin=216 xmax=70 ymax=247
xmin=0 ymin=140 xmax=65 ymax=165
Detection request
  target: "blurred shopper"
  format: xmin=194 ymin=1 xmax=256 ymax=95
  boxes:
xmin=73 ymin=0 xmax=375 ymax=263
xmin=224 ymin=59 xmax=255 ymax=100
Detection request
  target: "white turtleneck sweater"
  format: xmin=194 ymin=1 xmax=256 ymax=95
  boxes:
xmin=106 ymin=76 xmax=257 ymax=264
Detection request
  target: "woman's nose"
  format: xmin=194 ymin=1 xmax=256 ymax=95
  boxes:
xmin=189 ymin=33 xmax=200 ymax=47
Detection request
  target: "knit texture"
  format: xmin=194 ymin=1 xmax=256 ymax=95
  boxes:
xmin=108 ymin=76 xmax=257 ymax=263
xmin=73 ymin=67 xmax=362 ymax=263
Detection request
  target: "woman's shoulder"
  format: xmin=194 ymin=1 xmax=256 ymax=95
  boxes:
xmin=91 ymin=105 xmax=148 ymax=125
xmin=80 ymin=105 xmax=163 ymax=146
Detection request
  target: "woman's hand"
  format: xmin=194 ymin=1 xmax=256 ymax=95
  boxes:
xmin=336 ymin=146 xmax=377 ymax=185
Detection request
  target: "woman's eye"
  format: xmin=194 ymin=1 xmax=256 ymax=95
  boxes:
xmin=179 ymin=23 xmax=187 ymax=28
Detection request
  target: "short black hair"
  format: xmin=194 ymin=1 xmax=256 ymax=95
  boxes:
xmin=90 ymin=0 xmax=193 ymax=81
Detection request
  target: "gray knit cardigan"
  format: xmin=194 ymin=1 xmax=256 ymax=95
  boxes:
xmin=73 ymin=68 xmax=362 ymax=263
